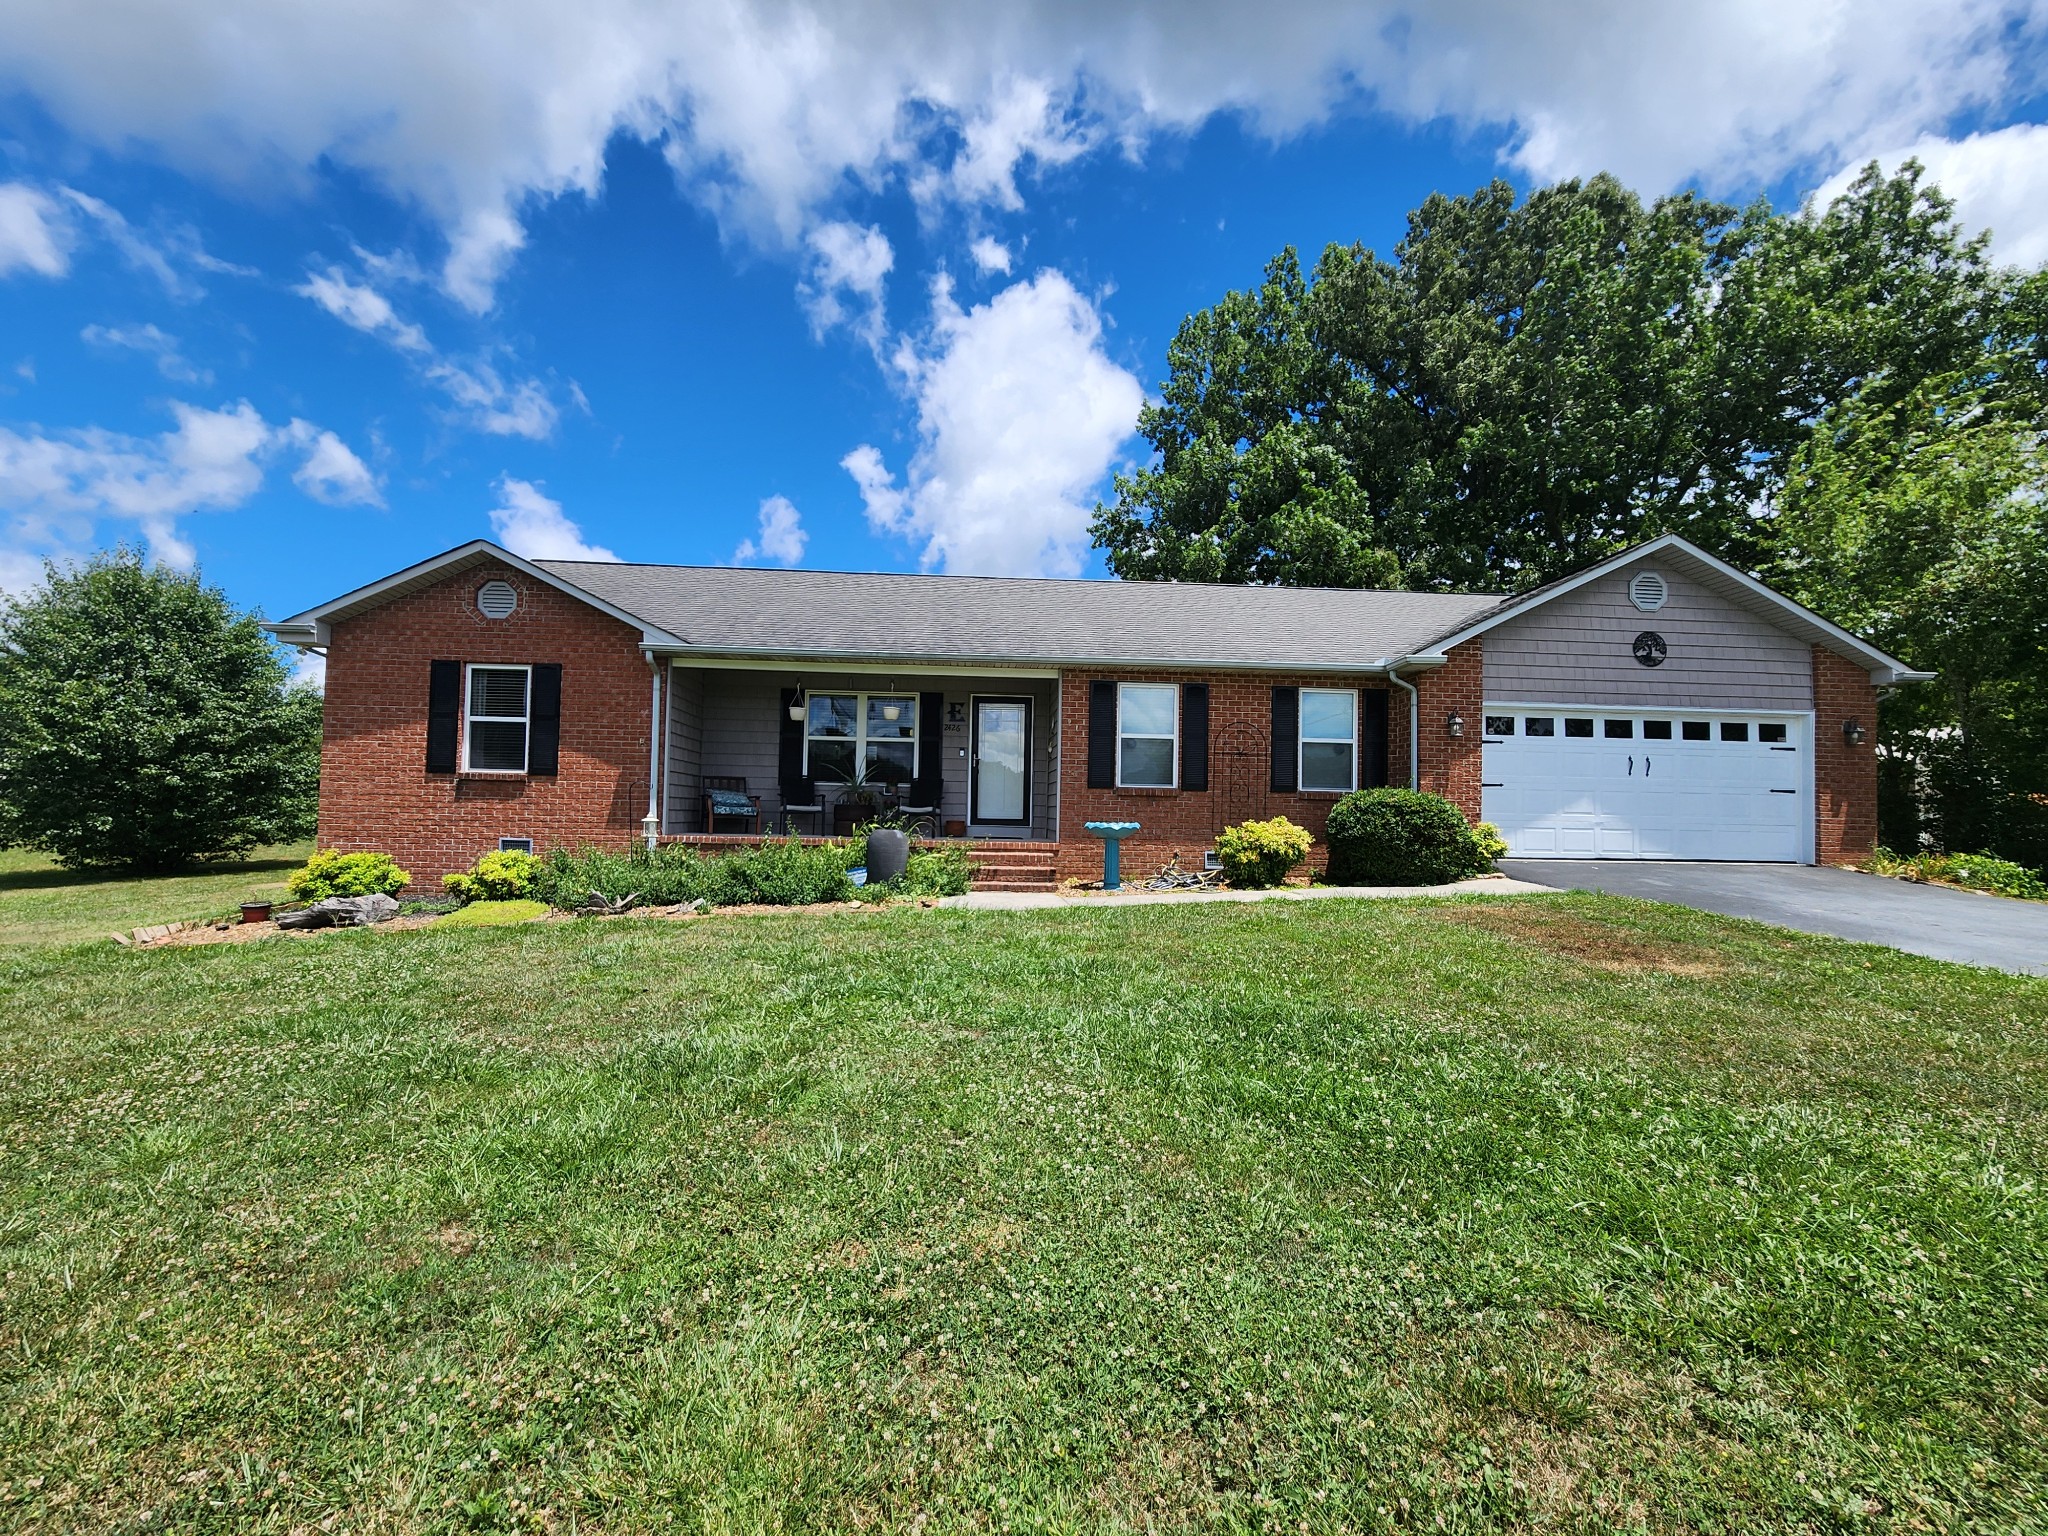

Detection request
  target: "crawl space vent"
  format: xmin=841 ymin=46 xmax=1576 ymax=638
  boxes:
xmin=476 ymin=580 xmax=518 ymax=619
xmin=1627 ymin=570 xmax=1668 ymax=612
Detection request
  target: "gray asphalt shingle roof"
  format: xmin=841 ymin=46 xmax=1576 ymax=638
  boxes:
xmin=535 ymin=560 xmax=1509 ymax=669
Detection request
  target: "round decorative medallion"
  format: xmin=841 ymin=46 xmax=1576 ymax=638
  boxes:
xmin=1632 ymin=630 xmax=1667 ymax=668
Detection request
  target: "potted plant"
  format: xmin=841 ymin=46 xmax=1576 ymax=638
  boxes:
xmin=829 ymin=763 xmax=887 ymax=836
xmin=239 ymin=900 xmax=273 ymax=925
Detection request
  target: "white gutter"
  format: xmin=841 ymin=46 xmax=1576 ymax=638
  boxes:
xmin=1384 ymin=653 xmax=1448 ymax=790
xmin=1387 ymin=670 xmax=1419 ymax=788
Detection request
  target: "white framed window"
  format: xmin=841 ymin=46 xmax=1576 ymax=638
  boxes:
xmin=1117 ymin=683 xmax=1178 ymax=788
xmin=1299 ymin=687 xmax=1357 ymax=792
xmin=804 ymin=692 xmax=919 ymax=786
xmin=465 ymin=664 xmax=531 ymax=772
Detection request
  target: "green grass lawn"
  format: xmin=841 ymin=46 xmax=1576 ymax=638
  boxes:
xmin=0 ymin=843 xmax=313 ymax=947
xmin=1 ymin=893 xmax=2044 ymax=1533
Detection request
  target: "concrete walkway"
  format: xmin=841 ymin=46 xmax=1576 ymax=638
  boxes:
xmin=1503 ymin=859 xmax=2048 ymax=976
xmin=942 ymin=875 xmax=1553 ymax=910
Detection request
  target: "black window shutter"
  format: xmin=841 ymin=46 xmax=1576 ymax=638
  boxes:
xmin=914 ymin=691 xmax=945 ymax=805
xmin=1181 ymin=683 xmax=1209 ymax=791
xmin=1362 ymin=688 xmax=1389 ymax=789
xmin=778 ymin=689 xmax=805 ymax=793
xmin=1270 ymin=686 xmax=1299 ymax=792
xmin=426 ymin=660 xmax=460 ymax=773
xmin=1087 ymin=681 xmax=1116 ymax=789
xmin=528 ymin=664 xmax=562 ymax=776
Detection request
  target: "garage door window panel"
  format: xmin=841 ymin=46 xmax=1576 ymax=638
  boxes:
xmin=1524 ymin=717 xmax=1555 ymax=737
xmin=1299 ymin=688 xmax=1357 ymax=792
xmin=1721 ymin=722 xmax=1750 ymax=741
xmin=1643 ymin=720 xmax=1673 ymax=740
xmin=1604 ymin=720 xmax=1634 ymax=739
xmin=1565 ymin=718 xmax=1594 ymax=738
xmin=1682 ymin=721 xmax=1711 ymax=741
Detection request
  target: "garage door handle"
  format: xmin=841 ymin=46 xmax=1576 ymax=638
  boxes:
xmin=1770 ymin=788 xmax=1796 ymax=794
xmin=1644 ymin=756 xmax=1650 ymax=776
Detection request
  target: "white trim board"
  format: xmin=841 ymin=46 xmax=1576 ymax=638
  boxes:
xmin=262 ymin=539 xmax=685 ymax=650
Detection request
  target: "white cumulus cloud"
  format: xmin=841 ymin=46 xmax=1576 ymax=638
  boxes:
xmin=284 ymin=422 xmax=383 ymax=506
xmin=733 ymin=494 xmax=808 ymax=566
xmin=844 ymin=269 xmax=1143 ymax=576
xmin=798 ymin=221 xmax=895 ymax=344
xmin=0 ymin=183 xmax=72 ymax=278
xmin=295 ymin=266 xmax=430 ymax=352
xmin=4 ymin=3 xmax=2040 ymax=309
xmin=1813 ymin=123 xmax=2048 ymax=269
xmin=486 ymin=475 xmax=617 ymax=560
xmin=295 ymin=264 xmax=557 ymax=438
xmin=80 ymin=322 xmax=212 ymax=384
xmin=968 ymin=236 xmax=1013 ymax=275
xmin=0 ymin=401 xmax=378 ymax=575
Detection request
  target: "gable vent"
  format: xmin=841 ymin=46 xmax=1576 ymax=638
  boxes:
xmin=476 ymin=580 xmax=518 ymax=619
xmin=1627 ymin=570 xmax=1668 ymax=612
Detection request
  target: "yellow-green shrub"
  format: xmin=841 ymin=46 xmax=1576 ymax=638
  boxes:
xmin=443 ymin=849 xmax=541 ymax=904
xmin=1215 ymin=816 xmax=1313 ymax=888
xmin=287 ymin=849 xmax=410 ymax=901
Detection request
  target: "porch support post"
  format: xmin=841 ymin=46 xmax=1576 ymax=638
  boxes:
xmin=643 ymin=654 xmax=662 ymax=849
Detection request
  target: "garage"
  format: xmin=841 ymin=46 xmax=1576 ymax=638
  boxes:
xmin=1480 ymin=707 xmax=1811 ymax=861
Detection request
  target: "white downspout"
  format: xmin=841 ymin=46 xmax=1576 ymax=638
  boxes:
xmin=1388 ymin=667 xmax=1419 ymax=789
xmin=642 ymin=655 xmax=662 ymax=850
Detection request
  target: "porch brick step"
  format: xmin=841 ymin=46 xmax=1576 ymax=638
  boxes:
xmin=968 ymin=851 xmax=1059 ymax=868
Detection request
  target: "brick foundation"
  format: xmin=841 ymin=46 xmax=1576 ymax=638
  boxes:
xmin=1813 ymin=645 xmax=1879 ymax=864
xmin=318 ymin=560 xmax=655 ymax=885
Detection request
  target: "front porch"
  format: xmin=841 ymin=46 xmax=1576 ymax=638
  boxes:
xmin=660 ymin=664 xmax=1061 ymax=843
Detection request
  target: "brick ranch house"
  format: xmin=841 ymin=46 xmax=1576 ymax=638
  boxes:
xmin=265 ymin=534 xmax=1930 ymax=892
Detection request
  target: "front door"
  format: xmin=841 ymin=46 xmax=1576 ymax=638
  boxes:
xmin=972 ymin=698 xmax=1031 ymax=825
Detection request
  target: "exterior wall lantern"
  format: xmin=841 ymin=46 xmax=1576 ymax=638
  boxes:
xmin=1447 ymin=711 xmax=1465 ymax=739
xmin=1843 ymin=718 xmax=1868 ymax=746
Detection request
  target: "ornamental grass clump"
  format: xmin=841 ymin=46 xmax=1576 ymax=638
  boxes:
xmin=1215 ymin=816 xmax=1313 ymax=888
xmin=442 ymin=849 xmax=541 ymax=905
xmin=286 ymin=849 xmax=411 ymax=902
xmin=1324 ymin=789 xmax=1497 ymax=886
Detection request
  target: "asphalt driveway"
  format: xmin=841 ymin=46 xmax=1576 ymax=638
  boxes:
xmin=1501 ymin=860 xmax=2048 ymax=976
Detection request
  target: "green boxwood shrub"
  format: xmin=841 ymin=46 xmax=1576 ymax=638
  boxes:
xmin=1324 ymin=789 xmax=1497 ymax=886
xmin=1215 ymin=815 xmax=1313 ymax=888
xmin=287 ymin=849 xmax=411 ymax=901
xmin=443 ymin=849 xmax=541 ymax=904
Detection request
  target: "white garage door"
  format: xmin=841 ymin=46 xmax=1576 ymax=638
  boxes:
xmin=1480 ymin=706 xmax=1811 ymax=862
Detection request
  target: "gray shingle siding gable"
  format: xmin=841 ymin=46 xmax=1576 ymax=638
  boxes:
xmin=537 ymin=560 xmax=1504 ymax=670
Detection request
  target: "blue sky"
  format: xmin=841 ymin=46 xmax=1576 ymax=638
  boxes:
xmin=3 ymin=2 xmax=2046 ymax=653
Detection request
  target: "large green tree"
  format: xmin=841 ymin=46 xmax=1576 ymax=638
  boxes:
xmin=1092 ymin=164 xmax=2006 ymax=593
xmin=0 ymin=549 xmax=321 ymax=869
xmin=1772 ymin=355 xmax=2048 ymax=865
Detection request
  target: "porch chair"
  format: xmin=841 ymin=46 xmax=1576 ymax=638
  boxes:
xmin=895 ymin=775 xmax=943 ymax=838
xmin=702 ymin=776 xmax=763 ymax=834
xmin=779 ymin=774 xmax=824 ymax=835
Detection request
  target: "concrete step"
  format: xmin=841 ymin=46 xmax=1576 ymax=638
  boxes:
xmin=972 ymin=878 xmax=1060 ymax=893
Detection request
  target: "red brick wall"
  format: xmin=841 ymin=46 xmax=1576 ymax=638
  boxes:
xmin=318 ymin=560 xmax=655 ymax=885
xmin=1387 ymin=639 xmax=1484 ymax=820
xmin=1054 ymin=668 xmax=1393 ymax=881
xmin=1814 ymin=645 xmax=1879 ymax=864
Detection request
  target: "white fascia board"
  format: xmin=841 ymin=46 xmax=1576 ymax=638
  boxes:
xmin=1418 ymin=534 xmax=1930 ymax=684
xmin=269 ymin=539 xmax=684 ymax=649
